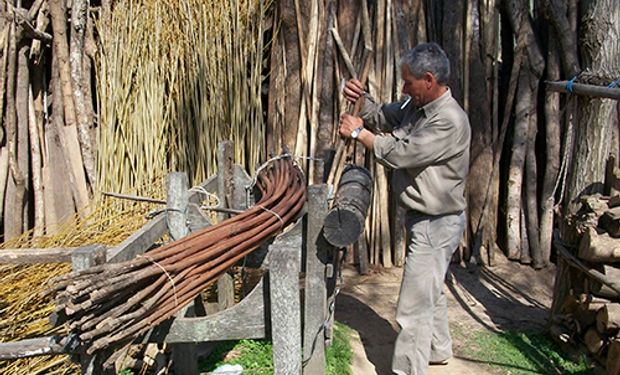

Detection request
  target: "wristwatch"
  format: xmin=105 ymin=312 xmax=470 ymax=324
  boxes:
xmin=351 ymin=126 xmax=364 ymax=140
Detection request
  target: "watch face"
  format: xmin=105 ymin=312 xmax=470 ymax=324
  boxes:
xmin=352 ymin=127 xmax=361 ymax=139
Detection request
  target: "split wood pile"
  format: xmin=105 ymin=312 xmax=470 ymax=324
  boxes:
xmin=552 ymin=193 xmax=620 ymax=374
xmin=48 ymin=157 xmax=306 ymax=368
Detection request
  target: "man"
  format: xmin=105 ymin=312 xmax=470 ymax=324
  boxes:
xmin=339 ymin=42 xmax=470 ymax=375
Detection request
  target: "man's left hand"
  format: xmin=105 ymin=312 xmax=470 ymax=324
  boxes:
xmin=339 ymin=113 xmax=364 ymax=139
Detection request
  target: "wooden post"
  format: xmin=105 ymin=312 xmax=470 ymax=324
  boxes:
xmin=217 ymin=141 xmax=235 ymax=310
xmin=71 ymin=245 xmax=109 ymax=375
xmin=269 ymin=223 xmax=303 ymax=375
xmin=303 ymin=184 xmax=329 ymax=374
xmin=166 ymin=172 xmax=199 ymax=375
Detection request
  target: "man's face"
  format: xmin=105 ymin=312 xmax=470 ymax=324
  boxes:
xmin=401 ymin=64 xmax=430 ymax=107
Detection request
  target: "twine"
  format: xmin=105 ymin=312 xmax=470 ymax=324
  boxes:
xmin=137 ymin=254 xmax=179 ymax=307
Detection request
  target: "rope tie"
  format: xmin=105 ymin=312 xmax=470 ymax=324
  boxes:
xmin=257 ymin=205 xmax=284 ymax=228
xmin=565 ymin=72 xmax=581 ymax=93
xmin=608 ymin=76 xmax=620 ymax=89
xmin=137 ymin=254 xmax=179 ymax=307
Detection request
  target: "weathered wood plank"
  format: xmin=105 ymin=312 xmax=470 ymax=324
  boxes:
xmin=217 ymin=141 xmax=235 ymax=311
xmin=0 ymin=336 xmax=68 ymax=359
xmin=147 ymin=278 xmax=267 ymax=343
xmin=270 ymin=222 xmax=302 ymax=375
xmin=0 ymin=248 xmax=76 ymax=264
xmin=106 ymin=213 xmax=167 ymax=263
xmin=303 ymin=184 xmax=329 ymax=374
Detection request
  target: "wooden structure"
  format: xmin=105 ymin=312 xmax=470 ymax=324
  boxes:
xmin=0 ymin=142 xmax=336 ymax=375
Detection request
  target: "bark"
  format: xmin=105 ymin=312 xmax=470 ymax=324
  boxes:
xmin=468 ymin=0 xmax=496 ymax=264
xmin=314 ymin=1 xmax=335 ymax=184
xmin=596 ymin=302 xmax=620 ymax=335
xmin=441 ymin=0 xmax=464 ymax=104
xmin=44 ymin=56 xmax=76 ymax=234
xmin=609 ymin=339 xmax=620 ymax=375
xmin=578 ymin=226 xmax=620 ymax=263
xmin=506 ymin=66 xmax=532 ymax=259
xmin=70 ymin=0 xmax=96 ymax=187
xmin=519 ymin=208 xmax=531 ymax=264
xmin=49 ymin=0 xmax=77 ymax=129
xmin=504 ymin=0 xmax=545 ymax=78
xmin=49 ymin=1 xmax=90 ymax=213
xmin=4 ymin=13 xmax=26 ymax=241
xmin=540 ymin=35 xmax=561 ymax=268
xmin=584 ymin=327 xmax=604 ymax=354
xmin=28 ymin=85 xmax=44 ymax=236
xmin=564 ymin=0 xmax=620 ymax=239
xmin=541 ymin=0 xmax=580 ymax=76
xmin=525 ymin=76 xmax=543 ymax=268
xmin=278 ymin=0 xmax=302 ymax=151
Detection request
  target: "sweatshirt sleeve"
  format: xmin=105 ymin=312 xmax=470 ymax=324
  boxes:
xmin=373 ymin=115 xmax=468 ymax=170
xmin=357 ymin=94 xmax=408 ymax=133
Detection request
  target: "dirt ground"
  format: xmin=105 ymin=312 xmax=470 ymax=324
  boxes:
xmin=335 ymin=255 xmax=556 ymax=375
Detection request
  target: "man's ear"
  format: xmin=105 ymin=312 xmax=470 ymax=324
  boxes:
xmin=424 ymin=72 xmax=435 ymax=89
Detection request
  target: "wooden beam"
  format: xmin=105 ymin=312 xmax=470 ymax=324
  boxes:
xmin=0 ymin=336 xmax=68 ymax=359
xmin=0 ymin=247 xmax=76 ymax=264
xmin=546 ymin=80 xmax=620 ymax=100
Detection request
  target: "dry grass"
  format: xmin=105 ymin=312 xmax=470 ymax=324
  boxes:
xmin=0 ymin=196 xmax=163 ymax=374
xmin=96 ymin=0 xmax=271 ymax=200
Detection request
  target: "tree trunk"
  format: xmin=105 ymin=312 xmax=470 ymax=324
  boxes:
xmin=539 ymin=34 xmax=561 ymax=268
xmin=468 ymin=0 xmax=496 ymax=265
xmin=278 ymin=0 xmax=303 ymax=151
xmin=525 ymin=75 xmax=543 ymax=268
xmin=564 ymin=0 xmax=620 ymax=241
xmin=313 ymin=1 xmax=335 ymax=185
xmin=3 ymin=16 xmax=26 ymax=241
xmin=70 ymin=0 xmax=96 ymax=187
xmin=506 ymin=66 xmax=532 ymax=259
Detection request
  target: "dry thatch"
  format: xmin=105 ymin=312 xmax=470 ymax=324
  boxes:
xmin=96 ymin=0 xmax=271 ymax=200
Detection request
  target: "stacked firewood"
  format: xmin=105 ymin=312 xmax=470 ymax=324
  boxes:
xmin=554 ymin=193 xmax=620 ymax=374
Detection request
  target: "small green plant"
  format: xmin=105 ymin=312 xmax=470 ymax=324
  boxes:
xmin=199 ymin=321 xmax=353 ymax=374
xmin=461 ymin=329 xmax=594 ymax=375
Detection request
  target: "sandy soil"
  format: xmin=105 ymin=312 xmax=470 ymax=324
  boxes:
xmin=335 ymin=256 xmax=556 ymax=375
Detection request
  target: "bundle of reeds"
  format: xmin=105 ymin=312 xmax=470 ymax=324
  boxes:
xmin=96 ymin=0 xmax=271 ymax=207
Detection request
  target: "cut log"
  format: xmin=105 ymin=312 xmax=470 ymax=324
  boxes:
xmin=608 ymin=339 xmax=620 ymax=375
xmin=600 ymin=206 xmax=620 ymax=238
xmin=584 ymin=327 xmax=605 ymax=354
xmin=323 ymin=165 xmax=373 ymax=248
xmin=596 ymin=303 xmax=620 ymax=335
xmin=578 ymin=226 xmax=620 ymax=262
xmin=609 ymin=194 xmax=620 ymax=208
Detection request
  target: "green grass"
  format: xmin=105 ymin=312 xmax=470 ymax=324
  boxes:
xmin=199 ymin=321 xmax=353 ymax=374
xmin=459 ymin=329 xmax=595 ymax=375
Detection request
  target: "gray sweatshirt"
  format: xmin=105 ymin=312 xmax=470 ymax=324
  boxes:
xmin=359 ymin=89 xmax=471 ymax=216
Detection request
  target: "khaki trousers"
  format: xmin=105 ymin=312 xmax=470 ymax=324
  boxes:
xmin=392 ymin=211 xmax=465 ymax=375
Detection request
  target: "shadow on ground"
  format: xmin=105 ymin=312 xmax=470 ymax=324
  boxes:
xmin=335 ymin=293 xmax=397 ymax=374
xmin=447 ymin=262 xmax=552 ymax=333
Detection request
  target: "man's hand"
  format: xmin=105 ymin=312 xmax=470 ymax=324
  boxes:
xmin=339 ymin=113 xmax=364 ymax=138
xmin=342 ymin=79 xmax=365 ymax=104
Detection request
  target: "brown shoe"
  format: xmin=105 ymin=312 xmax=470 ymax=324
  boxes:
xmin=429 ymin=359 xmax=449 ymax=366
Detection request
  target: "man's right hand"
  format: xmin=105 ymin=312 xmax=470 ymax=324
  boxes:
xmin=342 ymin=79 xmax=365 ymax=104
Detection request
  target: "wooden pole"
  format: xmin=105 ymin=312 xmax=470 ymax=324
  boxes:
xmin=546 ymin=80 xmax=620 ymax=100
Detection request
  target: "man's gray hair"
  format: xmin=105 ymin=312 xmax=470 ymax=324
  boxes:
xmin=400 ymin=43 xmax=450 ymax=85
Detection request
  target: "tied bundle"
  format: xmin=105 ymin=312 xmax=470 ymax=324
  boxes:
xmin=48 ymin=156 xmax=306 ymax=366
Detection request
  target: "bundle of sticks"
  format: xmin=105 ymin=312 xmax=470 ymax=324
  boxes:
xmin=48 ymin=156 xmax=306 ymax=365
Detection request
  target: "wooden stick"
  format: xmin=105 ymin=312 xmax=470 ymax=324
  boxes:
xmin=330 ymin=27 xmax=357 ymax=78
xmin=554 ymin=234 xmax=620 ymax=295
xmin=546 ymin=80 xmax=620 ymax=100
